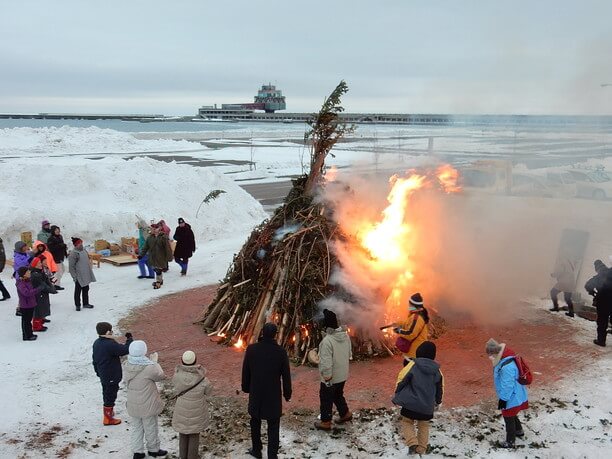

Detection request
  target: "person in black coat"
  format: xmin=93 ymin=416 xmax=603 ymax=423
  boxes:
xmin=92 ymin=321 xmax=133 ymax=425
xmin=241 ymin=323 xmax=292 ymax=459
xmin=588 ymin=261 xmax=612 ymax=347
xmin=46 ymin=225 xmax=68 ymax=289
xmin=173 ymin=217 xmax=196 ymax=276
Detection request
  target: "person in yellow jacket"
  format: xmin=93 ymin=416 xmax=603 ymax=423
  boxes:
xmin=393 ymin=292 xmax=430 ymax=366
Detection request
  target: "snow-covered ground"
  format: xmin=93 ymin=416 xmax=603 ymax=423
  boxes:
xmin=0 ymin=124 xmax=611 ymax=458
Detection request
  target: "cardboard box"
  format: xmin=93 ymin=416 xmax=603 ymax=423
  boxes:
xmin=95 ymin=239 xmax=110 ymax=251
xmin=121 ymin=237 xmax=137 ymax=253
xmin=109 ymin=243 xmax=121 ymax=256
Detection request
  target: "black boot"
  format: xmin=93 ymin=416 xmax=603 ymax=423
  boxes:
xmin=133 ymin=454 xmax=145 ymax=459
xmin=247 ymin=448 xmax=262 ymax=459
xmin=148 ymin=450 xmax=167 ymax=457
xmin=76 ymin=305 xmax=81 ymax=311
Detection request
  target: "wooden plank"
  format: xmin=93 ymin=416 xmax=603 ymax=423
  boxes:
xmin=100 ymin=254 xmax=138 ymax=266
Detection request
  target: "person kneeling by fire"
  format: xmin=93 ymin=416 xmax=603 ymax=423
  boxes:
xmin=393 ymin=293 xmax=430 ymax=366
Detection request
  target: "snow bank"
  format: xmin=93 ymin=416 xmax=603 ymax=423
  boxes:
xmin=0 ymin=156 xmax=268 ymax=247
xmin=0 ymin=125 xmax=199 ymax=157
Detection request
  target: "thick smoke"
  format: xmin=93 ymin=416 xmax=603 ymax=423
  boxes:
xmin=318 ymin=164 xmax=607 ymax=331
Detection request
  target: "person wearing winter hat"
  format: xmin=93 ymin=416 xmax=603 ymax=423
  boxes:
xmin=15 ymin=267 xmax=38 ymax=341
xmin=315 ymin=309 xmax=353 ymax=431
xmin=0 ymin=236 xmax=11 ymax=301
xmin=123 ymin=340 xmax=167 ymax=459
xmin=172 ymin=351 xmax=213 ymax=459
xmin=92 ymin=322 xmax=133 ymax=425
xmin=585 ymin=259 xmax=612 ymax=347
xmin=485 ymin=338 xmax=529 ymax=449
xmin=392 ymin=341 xmax=444 ymax=455
xmin=46 ymin=225 xmax=68 ymax=289
xmin=393 ymin=293 xmax=430 ymax=365
xmin=30 ymin=256 xmax=56 ymax=332
xmin=242 ymin=323 xmax=292 ymax=459
xmin=139 ymin=225 xmax=173 ymax=290
xmin=173 ymin=218 xmax=196 ymax=276
xmin=37 ymin=220 xmax=52 ymax=244
xmin=68 ymin=237 xmax=96 ymax=311
xmin=12 ymin=241 xmax=31 ymax=316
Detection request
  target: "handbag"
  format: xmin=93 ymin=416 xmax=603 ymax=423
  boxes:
xmin=395 ymin=336 xmax=412 ymax=353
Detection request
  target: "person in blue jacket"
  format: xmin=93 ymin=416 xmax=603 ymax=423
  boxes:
xmin=486 ymin=338 xmax=529 ymax=449
xmin=92 ymin=322 xmax=133 ymax=426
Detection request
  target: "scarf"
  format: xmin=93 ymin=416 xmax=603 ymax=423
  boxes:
xmin=127 ymin=355 xmax=156 ymax=366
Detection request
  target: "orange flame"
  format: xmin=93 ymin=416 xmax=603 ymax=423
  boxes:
xmin=234 ymin=336 xmax=245 ymax=349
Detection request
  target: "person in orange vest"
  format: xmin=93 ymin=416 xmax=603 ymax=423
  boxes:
xmin=393 ymin=293 xmax=430 ymax=366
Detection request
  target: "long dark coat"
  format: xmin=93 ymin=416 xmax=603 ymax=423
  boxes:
xmin=173 ymin=224 xmax=196 ymax=259
xmin=241 ymin=337 xmax=292 ymax=420
xmin=141 ymin=233 xmax=173 ymax=270
xmin=47 ymin=231 xmax=68 ymax=263
xmin=30 ymin=267 xmax=55 ymax=317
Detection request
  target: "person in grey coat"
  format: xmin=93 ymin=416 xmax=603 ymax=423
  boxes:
xmin=315 ymin=309 xmax=352 ymax=431
xmin=68 ymin=237 xmax=96 ymax=311
xmin=0 ymin=236 xmax=10 ymax=301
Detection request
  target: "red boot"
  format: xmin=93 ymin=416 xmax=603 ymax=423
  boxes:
xmin=32 ymin=318 xmax=48 ymax=332
xmin=103 ymin=406 xmax=121 ymax=426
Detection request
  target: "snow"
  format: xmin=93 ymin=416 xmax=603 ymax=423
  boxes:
xmin=0 ymin=124 xmax=611 ymax=458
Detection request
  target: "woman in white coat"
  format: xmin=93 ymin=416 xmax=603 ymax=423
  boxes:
xmin=172 ymin=351 xmax=213 ymax=459
xmin=123 ymin=340 xmax=167 ymax=459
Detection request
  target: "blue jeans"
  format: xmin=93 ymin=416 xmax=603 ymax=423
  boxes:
xmin=138 ymin=255 xmax=154 ymax=277
xmin=175 ymin=257 xmax=189 ymax=274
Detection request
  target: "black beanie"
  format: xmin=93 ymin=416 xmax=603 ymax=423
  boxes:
xmin=17 ymin=266 xmax=29 ymax=278
xmin=262 ymin=322 xmax=277 ymax=339
xmin=323 ymin=309 xmax=339 ymax=329
xmin=594 ymin=259 xmax=606 ymax=271
xmin=416 ymin=341 xmax=437 ymax=360
xmin=96 ymin=322 xmax=113 ymax=335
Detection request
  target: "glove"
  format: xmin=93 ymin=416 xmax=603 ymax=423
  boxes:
xmin=393 ymin=327 xmax=401 ymax=334
xmin=324 ymin=379 xmax=333 ymax=388
xmin=497 ymin=399 xmax=507 ymax=410
xmin=125 ymin=332 xmax=133 ymax=340
xmin=137 ymin=255 xmax=143 ymax=260
xmin=150 ymin=352 xmax=159 ymax=362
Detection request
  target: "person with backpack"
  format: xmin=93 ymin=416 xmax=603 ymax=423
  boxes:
xmin=171 ymin=350 xmax=213 ymax=459
xmin=392 ymin=341 xmax=443 ymax=455
xmin=393 ymin=293 xmax=430 ymax=365
xmin=485 ymin=338 xmax=530 ymax=449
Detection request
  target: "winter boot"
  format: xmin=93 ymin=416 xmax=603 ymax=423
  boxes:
xmin=153 ymin=281 xmax=162 ymax=289
xmin=593 ymin=339 xmax=606 ymax=347
xmin=147 ymin=450 xmax=168 ymax=457
xmin=334 ymin=411 xmax=353 ymax=424
xmin=75 ymin=305 xmax=81 ymax=311
xmin=247 ymin=448 xmax=262 ymax=459
xmin=32 ymin=318 xmax=48 ymax=332
xmin=498 ymin=440 xmax=515 ymax=449
xmin=103 ymin=406 xmax=121 ymax=426
xmin=83 ymin=304 xmax=94 ymax=309
xmin=133 ymin=454 xmax=146 ymax=459
xmin=314 ymin=420 xmax=332 ymax=430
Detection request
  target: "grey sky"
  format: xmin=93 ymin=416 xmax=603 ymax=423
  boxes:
xmin=1 ymin=0 xmax=611 ymax=115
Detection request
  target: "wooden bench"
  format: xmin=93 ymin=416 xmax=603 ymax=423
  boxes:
xmin=89 ymin=253 xmax=102 ymax=268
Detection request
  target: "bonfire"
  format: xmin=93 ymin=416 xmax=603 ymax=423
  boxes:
xmin=198 ymin=81 xmax=460 ymax=363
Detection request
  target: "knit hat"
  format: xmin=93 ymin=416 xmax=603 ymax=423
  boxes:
xmin=323 ymin=309 xmax=339 ymax=329
xmin=42 ymin=220 xmax=50 ymax=226
xmin=409 ymin=292 xmax=424 ymax=310
xmin=96 ymin=322 xmax=113 ymax=335
xmin=129 ymin=340 xmax=148 ymax=357
xmin=181 ymin=350 xmax=197 ymax=365
xmin=485 ymin=338 xmax=502 ymax=355
xmin=416 ymin=341 xmax=437 ymax=360
xmin=262 ymin=322 xmax=278 ymax=339
xmin=30 ymin=256 xmax=44 ymax=268
xmin=178 ymin=217 xmax=185 ymax=224
xmin=14 ymin=241 xmax=27 ymax=252
xmin=71 ymin=237 xmax=83 ymax=246
xmin=17 ymin=266 xmax=29 ymax=278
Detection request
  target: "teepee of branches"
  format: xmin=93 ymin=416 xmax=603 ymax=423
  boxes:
xmin=198 ymin=82 xmax=369 ymax=363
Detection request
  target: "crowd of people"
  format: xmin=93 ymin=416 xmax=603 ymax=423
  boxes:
xmin=0 ymin=217 xmax=196 ymax=341
xmin=2 ymin=221 xmax=611 ymax=459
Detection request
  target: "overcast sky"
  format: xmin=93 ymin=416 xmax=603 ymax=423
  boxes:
xmin=1 ymin=0 xmax=611 ymax=115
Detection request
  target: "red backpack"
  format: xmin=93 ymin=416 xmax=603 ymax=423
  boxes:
xmin=502 ymin=355 xmax=533 ymax=385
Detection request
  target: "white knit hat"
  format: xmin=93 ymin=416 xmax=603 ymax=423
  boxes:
xmin=181 ymin=350 xmax=197 ymax=366
xmin=129 ymin=340 xmax=148 ymax=357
